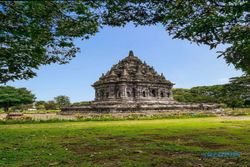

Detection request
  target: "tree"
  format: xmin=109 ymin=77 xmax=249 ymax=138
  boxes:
xmin=54 ymin=95 xmax=71 ymax=108
xmin=0 ymin=86 xmax=35 ymax=112
xmin=44 ymin=101 xmax=58 ymax=110
xmin=102 ymin=0 xmax=250 ymax=74
xmin=229 ymin=75 xmax=250 ymax=96
xmin=1 ymin=1 xmax=249 ymax=83
xmin=173 ymin=81 xmax=250 ymax=109
xmin=173 ymin=85 xmax=226 ymax=104
xmin=0 ymin=1 xmax=100 ymax=83
xmin=223 ymin=84 xmax=245 ymax=109
xmin=172 ymin=88 xmax=193 ymax=103
xmin=224 ymin=75 xmax=250 ymax=108
xmin=35 ymin=100 xmax=46 ymax=110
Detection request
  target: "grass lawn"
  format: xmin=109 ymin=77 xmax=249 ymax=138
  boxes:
xmin=0 ymin=117 xmax=250 ymax=167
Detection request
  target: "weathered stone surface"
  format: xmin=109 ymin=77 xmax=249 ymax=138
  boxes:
xmin=92 ymin=50 xmax=174 ymax=104
xmin=60 ymin=103 xmax=220 ymax=114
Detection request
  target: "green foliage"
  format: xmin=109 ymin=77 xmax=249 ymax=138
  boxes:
xmin=173 ymin=88 xmax=196 ymax=103
xmin=103 ymin=0 xmax=250 ymax=74
xmin=10 ymin=103 xmax=34 ymax=112
xmin=0 ymin=86 xmax=35 ymax=112
xmin=71 ymin=101 xmax=91 ymax=106
xmin=44 ymin=101 xmax=58 ymax=110
xmin=229 ymin=75 xmax=250 ymax=97
xmin=35 ymin=100 xmax=46 ymax=110
xmin=223 ymin=84 xmax=245 ymax=109
xmin=173 ymin=85 xmax=226 ymax=104
xmin=22 ymin=109 xmax=59 ymax=114
xmin=0 ymin=1 xmax=100 ymax=83
xmin=173 ymin=78 xmax=250 ymax=108
xmin=189 ymin=85 xmax=226 ymax=103
xmin=54 ymin=95 xmax=70 ymax=108
xmin=1 ymin=1 xmax=249 ymax=83
xmin=224 ymin=75 xmax=250 ymax=108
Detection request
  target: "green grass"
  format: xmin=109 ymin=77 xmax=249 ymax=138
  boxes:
xmin=1 ymin=117 xmax=250 ymax=167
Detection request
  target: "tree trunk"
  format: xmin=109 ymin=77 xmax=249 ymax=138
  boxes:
xmin=4 ymin=106 xmax=9 ymax=113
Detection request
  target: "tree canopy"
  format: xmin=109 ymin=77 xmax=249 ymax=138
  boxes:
xmin=44 ymin=100 xmax=58 ymax=110
xmin=1 ymin=1 xmax=249 ymax=83
xmin=0 ymin=1 xmax=99 ymax=83
xmin=102 ymin=0 xmax=250 ymax=73
xmin=0 ymin=86 xmax=36 ymax=112
xmin=54 ymin=95 xmax=70 ymax=108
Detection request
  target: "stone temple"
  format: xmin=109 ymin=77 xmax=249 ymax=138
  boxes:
xmin=93 ymin=50 xmax=174 ymax=104
xmin=61 ymin=51 xmax=219 ymax=113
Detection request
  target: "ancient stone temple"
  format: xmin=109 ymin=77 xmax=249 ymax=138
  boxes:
xmin=61 ymin=51 xmax=219 ymax=114
xmin=92 ymin=51 xmax=174 ymax=104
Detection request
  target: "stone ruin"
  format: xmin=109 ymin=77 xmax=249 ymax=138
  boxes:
xmin=61 ymin=51 xmax=220 ymax=114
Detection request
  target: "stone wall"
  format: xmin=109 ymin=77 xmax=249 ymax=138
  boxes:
xmin=60 ymin=102 xmax=221 ymax=114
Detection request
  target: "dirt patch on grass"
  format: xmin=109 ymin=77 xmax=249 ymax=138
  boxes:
xmin=151 ymin=150 xmax=195 ymax=157
xmin=141 ymin=134 xmax=197 ymax=143
xmin=98 ymin=135 xmax=126 ymax=141
xmin=97 ymin=135 xmax=152 ymax=147
xmin=63 ymin=142 xmax=113 ymax=155
xmin=185 ymin=141 xmax=228 ymax=150
xmin=61 ymin=135 xmax=151 ymax=155
xmin=90 ymin=155 xmax=120 ymax=167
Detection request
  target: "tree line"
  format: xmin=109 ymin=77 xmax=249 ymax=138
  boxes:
xmin=0 ymin=75 xmax=249 ymax=112
xmin=0 ymin=86 xmax=73 ymax=112
xmin=173 ymin=76 xmax=250 ymax=109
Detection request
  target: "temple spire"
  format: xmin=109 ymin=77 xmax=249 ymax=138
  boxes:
xmin=128 ymin=50 xmax=134 ymax=57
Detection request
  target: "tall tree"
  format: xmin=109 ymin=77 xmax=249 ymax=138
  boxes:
xmin=0 ymin=86 xmax=36 ymax=112
xmin=226 ymin=75 xmax=250 ymax=108
xmin=54 ymin=95 xmax=70 ymax=108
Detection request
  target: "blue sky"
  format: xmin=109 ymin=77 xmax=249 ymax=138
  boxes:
xmin=6 ymin=24 xmax=242 ymax=102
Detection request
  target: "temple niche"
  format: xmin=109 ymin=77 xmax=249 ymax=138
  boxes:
xmin=92 ymin=51 xmax=174 ymax=104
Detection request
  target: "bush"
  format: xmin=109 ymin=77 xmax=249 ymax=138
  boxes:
xmin=44 ymin=101 xmax=58 ymax=110
xmin=71 ymin=101 xmax=91 ymax=106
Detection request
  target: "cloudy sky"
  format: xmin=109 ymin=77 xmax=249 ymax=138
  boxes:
xmin=7 ymin=24 xmax=243 ymax=102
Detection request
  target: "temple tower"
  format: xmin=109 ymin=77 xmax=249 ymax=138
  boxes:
xmin=92 ymin=51 xmax=174 ymax=104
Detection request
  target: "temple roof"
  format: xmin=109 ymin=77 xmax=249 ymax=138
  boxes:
xmin=93 ymin=51 xmax=174 ymax=86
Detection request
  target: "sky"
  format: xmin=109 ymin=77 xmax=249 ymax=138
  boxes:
xmin=6 ymin=24 xmax=242 ymax=102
